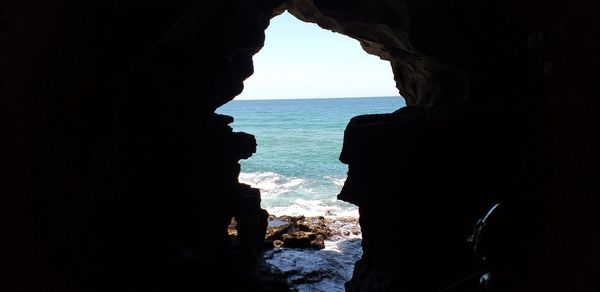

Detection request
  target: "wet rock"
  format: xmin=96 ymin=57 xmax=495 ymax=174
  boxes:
xmin=281 ymin=231 xmax=325 ymax=249
xmin=311 ymin=234 xmax=326 ymax=250
xmin=264 ymin=240 xmax=275 ymax=250
xmin=283 ymin=232 xmax=314 ymax=249
xmin=325 ymin=217 xmax=361 ymax=240
xmin=266 ymin=222 xmax=292 ymax=241
xmin=228 ymin=218 xmax=238 ymax=237
xmin=265 ymin=215 xmax=359 ymax=250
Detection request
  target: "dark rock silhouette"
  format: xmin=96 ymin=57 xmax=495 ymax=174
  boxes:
xmin=2 ymin=0 xmax=600 ymax=291
xmin=339 ymin=106 xmax=523 ymax=291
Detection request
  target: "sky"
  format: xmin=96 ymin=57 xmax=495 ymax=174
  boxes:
xmin=235 ymin=12 xmax=399 ymax=100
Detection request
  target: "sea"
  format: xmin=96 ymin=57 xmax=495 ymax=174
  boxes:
xmin=217 ymin=96 xmax=405 ymax=291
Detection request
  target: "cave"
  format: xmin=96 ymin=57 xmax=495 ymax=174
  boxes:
xmin=217 ymin=12 xmax=404 ymax=289
xmin=3 ymin=0 xmax=600 ymax=291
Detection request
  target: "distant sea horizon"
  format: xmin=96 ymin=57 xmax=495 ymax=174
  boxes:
xmin=232 ymin=95 xmax=402 ymax=101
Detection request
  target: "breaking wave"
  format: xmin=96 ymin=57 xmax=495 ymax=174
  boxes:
xmin=240 ymin=171 xmax=361 ymax=290
xmin=238 ymin=171 xmax=305 ymax=198
xmin=325 ymin=175 xmax=347 ymax=187
xmin=238 ymin=171 xmax=357 ymax=218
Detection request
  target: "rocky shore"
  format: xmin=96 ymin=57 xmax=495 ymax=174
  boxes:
xmin=227 ymin=214 xmax=362 ymax=291
xmin=229 ymin=214 xmax=361 ymax=250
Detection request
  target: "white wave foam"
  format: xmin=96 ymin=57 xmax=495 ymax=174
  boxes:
xmin=239 ymin=171 xmax=304 ymax=198
xmin=239 ymin=171 xmax=358 ymax=218
xmin=269 ymin=198 xmax=359 ymax=218
xmin=265 ymin=238 xmax=363 ymax=292
xmin=325 ymin=175 xmax=347 ymax=187
xmin=253 ymin=171 xmax=361 ymax=291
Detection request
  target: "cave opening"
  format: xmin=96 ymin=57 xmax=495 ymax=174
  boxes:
xmin=218 ymin=11 xmax=404 ymax=290
xmin=4 ymin=0 xmax=598 ymax=291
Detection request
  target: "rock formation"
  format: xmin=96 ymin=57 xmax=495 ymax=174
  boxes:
xmin=339 ymin=106 xmax=524 ymax=290
xmin=2 ymin=0 xmax=599 ymax=291
xmin=262 ymin=215 xmax=358 ymax=249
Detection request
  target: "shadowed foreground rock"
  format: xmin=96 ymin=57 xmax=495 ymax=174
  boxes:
xmin=339 ymin=106 xmax=524 ymax=291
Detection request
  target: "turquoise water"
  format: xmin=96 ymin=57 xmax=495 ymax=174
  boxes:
xmin=218 ymin=96 xmax=405 ymax=217
xmin=219 ymin=96 xmax=404 ymax=291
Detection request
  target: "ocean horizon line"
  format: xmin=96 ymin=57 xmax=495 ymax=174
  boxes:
xmin=231 ymin=95 xmax=403 ymax=102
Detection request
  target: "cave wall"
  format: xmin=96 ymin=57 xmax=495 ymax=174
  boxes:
xmin=1 ymin=0 xmax=284 ymax=291
xmin=2 ymin=0 xmax=600 ymax=291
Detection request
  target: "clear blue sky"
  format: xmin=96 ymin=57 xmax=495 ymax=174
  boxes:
xmin=236 ymin=12 xmax=400 ymax=100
